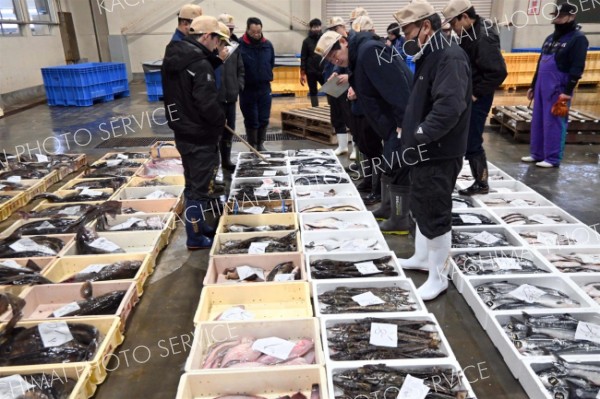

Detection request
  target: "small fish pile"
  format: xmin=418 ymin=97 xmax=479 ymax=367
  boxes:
xmin=223 ymin=262 xmax=301 ymax=282
xmin=293 ymin=149 xmax=332 ymax=157
xmin=0 ymin=236 xmax=65 ymax=258
xmin=482 ymin=197 xmax=539 ymax=207
xmin=319 ymin=286 xmax=417 ymax=314
xmin=32 ymin=191 xmax=112 ymax=203
xmin=305 ymin=238 xmax=382 ymax=253
xmin=536 ymin=356 xmax=600 ymax=399
xmin=327 ymin=318 xmax=444 ymax=361
xmin=217 ymin=232 xmax=297 ymax=254
xmin=300 ymin=204 xmax=360 ymax=213
xmin=294 ymin=165 xmax=345 ymax=175
xmin=231 ymin=185 xmax=292 ymax=201
xmin=502 ymin=212 xmax=567 ymax=225
xmin=0 ymin=195 xmax=13 ymax=203
xmin=296 ymin=189 xmax=338 ymax=198
xmin=228 ymin=203 xmax=292 ymax=215
xmin=0 ymin=372 xmax=77 ymax=398
xmin=454 ymin=253 xmax=548 ymax=275
xmin=451 ymin=212 xmax=495 ymax=226
xmin=50 ymin=282 xmax=126 ymax=317
xmin=294 ymin=175 xmax=349 ymax=185
xmin=290 ymin=157 xmax=338 ymax=166
xmin=0 ymin=167 xmax=49 ymax=180
xmin=22 ymin=204 xmax=95 ymax=219
xmin=303 ymin=217 xmax=369 ymax=230
xmin=239 ymin=159 xmax=288 ymax=168
xmin=0 ymin=181 xmax=28 ymax=191
xmin=0 ymin=260 xmax=51 ymax=285
xmin=332 ymin=364 xmax=470 ymax=399
xmin=476 ymin=281 xmax=580 ymax=310
xmin=62 ymin=260 xmax=142 ymax=283
xmin=310 ymin=256 xmax=399 ymax=279
xmin=545 ymin=253 xmax=600 ymax=273
xmin=201 ymin=337 xmax=315 ymax=369
xmin=583 ymin=282 xmax=600 ymax=305
xmin=134 ymin=179 xmax=169 ymax=187
xmin=236 ymin=169 xmax=288 ymax=178
xmin=452 ymin=230 xmax=511 ymax=248
xmin=69 ymin=177 xmax=127 ymax=191
xmin=76 ymin=226 xmax=125 ymax=255
xmin=503 ymin=312 xmax=600 ymax=356
xmin=104 ymin=152 xmax=148 ymax=159
xmin=519 ymin=231 xmax=577 ymax=246
xmin=224 ymin=224 xmax=294 ymax=233
xmin=240 ymin=151 xmax=287 ymax=160
xmin=213 ymin=386 xmax=318 ymax=399
xmin=91 ymin=160 xmax=143 ymax=169
xmin=96 ymin=215 xmax=166 ymax=232
xmin=452 ymin=196 xmax=474 ymax=209
xmin=85 ymin=167 xmax=137 ymax=177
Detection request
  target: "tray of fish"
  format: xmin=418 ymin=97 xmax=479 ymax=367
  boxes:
xmin=32 ymin=189 xmax=115 ymax=204
xmin=120 ymin=198 xmax=183 ymax=214
xmin=451 ymin=195 xmax=477 ymax=210
xmin=297 ymin=197 xmax=366 ymax=213
xmin=0 ymin=364 xmax=95 ymax=399
xmin=512 ymin=224 xmax=600 ymax=247
xmin=125 ymin=175 xmax=185 ymax=188
xmin=0 ymin=191 xmax=27 ymax=222
xmin=58 ymin=177 xmax=129 ymax=192
xmin=0 ymin=217 xmax=81 ymax=238
xmin=486 ymin=310 xmax=600 ymax=380
xmin=222 ymin=199 xmax=294 ymax=216
xmin=451 ymin=227 xmax=523 ymax=250
xmin=303 ymin=229 xmax=389 ymax=254
xmin=0 ymin=234 xmax=73 ymax=259
xmin=185 ymin=318 xmax=324 ymax=372
xmin=290 ymin=164 xmax=346 ymax=176
xmin=138 ymin=158 xmax=185 ymax=177
xmin=63 ymin=229 xmax=165 ymax=257
xmin=238 ymin=158 xmax=289 ymax=168
xmin=327 ymin=361 xmax=476 ymax=399
xmin=204 ymin=253 xmax=305 ymax=285
xmin=91 ymin=158 xmax=146 ymax=169
xmin=307 ymin=253 xmax=404 ymax=282
xmin=0 ymin=258 xmax=55 ymax=296
xmin=234 ymin=166 xmax=291 ymax=179
xmin=313 ymin=278 xmax=425 ymax=317
xmin=569 ymin=276 xmax=600 ymax=307
xmin=77 ymin=167 xmax=141 ymax=179
xmin=0 ymin=316 xmax=123 ymax=384
xmin=99 ymin=151 xmax=149 ymax=161
xmin=210 ymin=231 xmax=299 ymax=256
xmin=93 ymin=212 xmax=175 ymax=233
xmin=292 ymin=173 xmax=350 ymax=186
xmin=477 ymin=192 xmax=556 ymax=208
xmin=42 ymin=253 xmax=153 ymax=295
xmin=238 ymin=151 xmax=289 ymax=161
xmin=290 ymin=155 xmax=340 ymax=167
xmin=543 ymin=248 xmax=600 ymax=273
xmin=231 ymin=176 xmax=292 ymax=189
xmin=300 ymin=212 xmax=378 ymax=232
xmin=176 ymin=367 xmax=326 ymax=399
xmin=451 ymin=209 xmax=499 ymax=226
xmin=457 ymin=179 xmax=533 ymax=194
xmin=229 ymin=185 xmax=293 ymax=202
xmin=150 ymin=140 xmax=179 ymax=158
xmin=28 ymin=202 xmax=104 ymax=219
xmin=522 ymin=357 xmax=600 ymax=399
xmin=193 ymin=281 xmax=311 ymax=324
xmin=321 ymin=314 xmax=455 ymax=366
xmin=292 ymin=149 xmax=335 ymax=157
xmin=113 ymin=185 xmax=184 ymax=201
xmin=457 ymin=167 xmax=512 ymax=182
xmin=0 ymin=166 xmax=58 ymax=181
xmin=294 ymin=183 xmax=360 ymax=200
xmin=492 ymin=207 xmax=581 ymax=225
xmin=216 ymin=213 xmax=298 ymax=234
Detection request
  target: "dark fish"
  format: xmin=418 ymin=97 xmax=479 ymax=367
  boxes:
xmin=294 ymin=175 xmax=349 ymax=185
xmin=239 ymin=159 xmax=287 ymax=168
xmin=81 ymin=281 xmax=93 ymax=299
xmin=452 ymin=212 xmax=495 ymax=226
xmin=0 ymin=181 xmax=28 ymax=191
xmin=0 ymin=259 xmax=51 ymax=286
xmin=11 ymin=373 xmax=77 ymax=399
xmin=0 ymin=168 xmax=48 ymax=180
xmin=85 ymin=167 xmax=136 ymax=177
xmin=452 ymin=230 xmax=511 ymax=248
xmin=20 ymin=204 xmax=95 ymax=219
xmin=217 ymin=232 xmax=297 ymax=255
xmin=75 ymin=226 xmax=125 ymax=255
xmin=310 ymin=256 xmax=399 ymax=279
xmin=266 ymin=261 xmax=295 ymax=281
xmin=319 ymin=286 xmax=416 ymax=314
xmin=62 ymin=260 xmax=142 ymax=283
xmin=225 ymin=224 xmax=294 ymax=233
xmin=70 ymin=177 xmax=127 ymax=191
xmin=231 ymin=186 xmax=292 ymax=202
xmin=31 ymin=192 xmax=112 ymax=204
xmin=104 ymin=152 xmax=148 ymax=160
xmin=290 ymin=158 xmax=338 ymax=166
xmin=0 ymin=195 xmax=13 ymax=203
xmin=50 ymin=290 xmax=126 ymax=317
xmin=239 ymin=152 xmax=287 ymax=160
xmin=295 ymin=165 xmax=344 ymax=175
xmin=0 ymin=235 xmax=65 ymax=258
xmin=91 ymin=160 xmax=142 ymax=169
xmin=235 ymin=169 xmax=288 ymax=178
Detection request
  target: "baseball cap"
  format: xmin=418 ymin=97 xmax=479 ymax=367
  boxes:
xmin=349 ymin=7 xmax=369 ymax=22
xmin=218 ymin=13 xmax=235 ymax=28
xmin=442 ymin=0 xmax=472 ymax=23
xmin=394 ymin=0 xmax=437 ymax=27
xmin=327 ymin=16 xmax=345 ymax=29
xmin=352 ymin=16 xmax=375 ymax=32
xmin=189 ymin=16 xmax=231 ymax=44
xmin=551 ymin=3 xmax=577 ymax=16
xmin=315 ymin=31 xmax=343 ymax=64
xmin=178 ymin=4 xmax=203 ymax=20
xmin=218 ymin=22 xmax=233 ymax=44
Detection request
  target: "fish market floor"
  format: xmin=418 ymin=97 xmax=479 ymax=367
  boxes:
xmin=1 ymin=82 xmax=599 ymax=398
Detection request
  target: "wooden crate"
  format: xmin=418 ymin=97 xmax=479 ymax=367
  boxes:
xmin=281 ymin=106 xmax=339 ymax=145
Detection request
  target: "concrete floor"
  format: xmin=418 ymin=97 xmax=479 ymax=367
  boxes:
xmin=1 ymin=81 xmax=599 ymax=398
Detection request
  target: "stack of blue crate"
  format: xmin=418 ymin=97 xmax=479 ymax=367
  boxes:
xmin=144 ymin=71 xmax=163 ymax=102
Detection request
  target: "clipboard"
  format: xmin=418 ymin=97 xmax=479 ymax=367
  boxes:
xmin=320 ymin=75 xmax=350 ymax=98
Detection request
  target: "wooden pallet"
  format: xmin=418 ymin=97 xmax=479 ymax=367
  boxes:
xmin=490 ymin=105 xmax=600 ymax=144
xmin=281 ymin=106 xmax=338 ymax=145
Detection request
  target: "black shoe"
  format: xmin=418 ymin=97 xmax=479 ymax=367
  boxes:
xmin=461 ymin=153 xmax=489 ymax=196
xmin=356 ymin=178 xmax=372 ymax=193
xmin=363 ymin=192 xmax=381 ymax=205
xmin=458 ymin=182 xmax=489 ymax=196
xmin=222 ymin=161 xmax=236 ymax=173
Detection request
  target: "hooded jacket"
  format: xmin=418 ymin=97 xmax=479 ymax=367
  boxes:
xmin=301 ymin=32 xmax=325 ymax=76
xmin=162 ymin=36 xmax=225 ymax=146
xmin=348 ymin=32 xmax=412 ymax=141
xmin=401 ymin=31 xmax=472 ymax=164
xmin=239 ymin=33 xmax=275 ymax=89
xmin=218 ymin=34 xmax=245 ymax=103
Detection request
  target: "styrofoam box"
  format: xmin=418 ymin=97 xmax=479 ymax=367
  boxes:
xmin=289 ymin=154 xmax=340 ymax=165
xmin=457 ymin=179 xmax=534 ymax=193
xmin=204 ymin=253 xmax=305 ymax=285
xmin=61 ymin=230 xmax=164 ymax=257
xmin=185 ymin=318 xmax=325 ymax=372
xmin=237 ymin=151 xmax=289 ymax=161
xmin=568 ymin=273 xmax=600 ymax=308
xmin=0 ymin=364 xmax=95 ymax=399
xmin=512 ymin=224 xmax=600 ymax=248
xmin=0 ymin=217 xmax=80 ymax=238
xmin=450 ymin=226 xmax=526 ymax=252
xmin=296 ymin=197 xmax=367 ymax=213
xmin=290 ymin=149 xmax=336 ymax=157
xmin=294 ymin=183 xmax=360 ymax=199
xmin=449 ymin=247 xmax=555 ymax=294
xmin=222 ymin=199 xmax=295 ymax=216
xmin=42 ymin=253 xmax=154 ymax=295
xmin=491 ymin=206 xmax=584 ymax=225
xmin=291 ymin=173 xmax=351 ymax=186
xmin=312 ymin=277 xmax=426 ymax=318
xmin=91 ymin=212 xmax=176 ymax=233
xmin=461 ymin=275 xmax=597 ymax=330
xmin=39 ymin=189 xmax=114 ymax=204
xmin=452 ymin=195 xmax=481 ymax=210
xmin=231 ymin=176 xmax=292 ymax=190
xmin=119 ymin=198 xmax=182 ymax=214
xmin=126 ymin=175 xmax=185 ymax=187
xmin=2 ymin=281 xmax=139 ymax=331
xmin=457 ymin=168 xmax=513 ymax=182
xmin=300 ymin=211 xmax=379 ymax=233
xmin=209 ymin=230 xmax=300 ymax=257
xmin=216 ymin=213 xmax=298 ymax=235
xmin=0 ymin=317 xmax=123 ymax=384
xmin=58 ymin=177 xmax=128 ymax=192
xmin=320 ymin=313 xmax=456 ymax=367
xmin=534 ymin=247 xmax=600 ymax=275
xmin=474 ymin=192 xmax=556 ymax=208
xmin=234 ymin=166 xmax=291 ymax=180
xmin=0 ymin=257 xmax=55 ymax=296
xmin=306 ymin=252 xmax=405 ymax=283
xmin=112 ymin=185 xmax=184 ymax=201
xmin=193 ymin=281 xmax=312 ymax=324
xmin=175 ymin=367 xmax=327 ymax=399
xmin=290 ymin=165 xmax=346 ymax=176
xmin=1 ymin=234 xmax=74 ymax=260
xmin=451 ymin=208 xmax=503 ymax=226
xmin=486 ymin=309 xmax=600 ymax=380
xmin=327 ymin=360 xmax=477 ymax=399
xmin=229 ymin=186 xmax=294 ymax=202
xmin=302 ymin=229 xmax=389 ymax=254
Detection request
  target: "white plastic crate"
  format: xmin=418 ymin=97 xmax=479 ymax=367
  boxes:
xmin=535 ymin=247 xmax=600 ymax=275
xmin=0 ymin=234 xmax=74 ymax=260
xmin=216 ymin=213 xmax=298 ymax=234
xmin=302 ymin=229 xmax=389 ymax=254
xmin=294 ymin=183 xmax=360 ymax=199
xmin=291 ymin=173 xmax=351 ymax=186
xmin=510 ymin=224 xmax=600 ymax=247
xmin=296 ymin=197 xmax=366 ymax=213
xmin=306 ymin=252 xmax=405 ymax=283
xmin=0 ymin=217 xmax=80 ymax=238
xmin=451 ymin=208 xmax=503 ymax=226
xmin=300 ymin=211 xmax=379 ymax=233
xmin=491 ymin=206 xmax=584 ymax=225
xmin=474 ymin=192 xmax=556 ymax=208
xmin=0 ymin=365 xmax=95 ymax=399
xmin=450 ymin=226 xmax=526 ymax=252
xmin=568 ymin=273 xmax=600 ymax=308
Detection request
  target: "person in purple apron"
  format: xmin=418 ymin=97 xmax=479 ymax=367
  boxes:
xmin=522 ymin=3 xmax=588 ymax=168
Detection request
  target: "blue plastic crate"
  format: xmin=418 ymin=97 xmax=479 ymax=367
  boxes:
xmin=145 ymin=80 xmax=163 ymax=102
xmin=110 ymin=79 xmax=129 ymax=94
xmin=144 ymin=71 xmax=162 ymax=84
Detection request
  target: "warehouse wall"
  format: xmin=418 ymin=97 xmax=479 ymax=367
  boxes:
xmin=62 ymin=0 xmax=101 ymax=63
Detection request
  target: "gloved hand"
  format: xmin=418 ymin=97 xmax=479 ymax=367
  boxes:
xmin=551 ymin=98 xmax=569 ymax=117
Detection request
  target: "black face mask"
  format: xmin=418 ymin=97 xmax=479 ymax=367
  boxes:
xmin=404 ymin=25 xmax=423 ymax=56
xmin=248 ymin=34 xmax=262 ymax=44
xmin=553 ymin=20 xmax=576 ymax=38
xmin=309 ymin=30 xmax=321 ymax=38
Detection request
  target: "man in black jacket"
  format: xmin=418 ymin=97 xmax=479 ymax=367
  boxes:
xmin=395 ymin=1 xmax=472 ymax=301
xmin=300 ymin=18 xmax=325 ymax=107
xmin=443 ymin=0 xmax=507 ymax=195
xmin=162 ymin=16 xmax=231 ymax=250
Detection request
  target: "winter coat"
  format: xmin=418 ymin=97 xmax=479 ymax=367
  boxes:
xmin=301 ymin=33 xmax=325 ymax=76
xmin=162 ymin=36 xmax=225 ymax=146
xmin=219 ymin=34 xmax=245 ymax=103
xmin=401 ymin=31 xmax=472 ymax=164
xmin=239 ymin=33 xmax=275 ymax=89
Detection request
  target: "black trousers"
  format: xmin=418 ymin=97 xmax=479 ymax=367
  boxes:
xmin=221 ymin=101 xmax=237 ymax=142
xmin=350 ymin=114 xmax=383 ymax=159
xmin=175 ymin=141 xmax=220 ymax=201
xmin=327 ymin=93 xmax=351 ymax=134
xmin=307 ymin=73 xmax=324 ymax=97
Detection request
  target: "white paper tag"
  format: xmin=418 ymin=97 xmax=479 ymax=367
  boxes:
xmin=80 ymin=188 xmax=103 ymax=197
xmin=460 ymin=214 xmax=483 ymax=224
xmin=236 ymin=265 xmax=265 ymax=281
xmin=0 ymin=184 xmax=6 ymax=191
xmin=89 ymin=237 xmax=122 ymax=252
xmin=243 ymin=206 xmax=265 ymax=215
xmin=529 ymin=214 xmax=558 ymax=225
xmin=52 ymin=302 xmax=81 ymax=317
xmin=579 ymin=255 xmax=600 ymax=264
xmin=263 ymin=170 xmax=278 ymax=177
xmin=258 ymin=161 xmax=269 ymax=165
xmin=117 ymin=154 xmax=129 ymax=160
xmin=473 ymin=231 xmax=501 ymax=245
xmin=7 ymin=176 xmax=21 ymax=183
xmin=274 ymin=273 xmax=296 ymax=282
xmin=494 ymin=257 xmax=521 ymax=270
xmin=510 ymin=199 xmax=531 ymax=207
xmin=76 ymin=186 xmax=90 ymax=191
xmin=369 ymin=322 xmax=398 ymax=348
xmin=34 ymin=221 xmax=55 ymax=231
xmin=0 ymin=260 xmax=27 ymax=270
xmin=38 ymin=322 xmax=74 ymax=347
xmin=109 ymin=217 xmax=145 ymax=231
xmin=397 ymin=374 xmax=430 ymax=399
xmin=62 ymin=206 xmax=81 ymax=216
xmin=494 ymin=187 xmax=513 ymax=193
xmin=509 ymin=284 xmax=548 ymax=303
xmin=310 ymin=191 xmax=325 ymax=198
xmin=248 ymin=242 xmax=269 ymax=254
xmin=263 ymin=154 xmax=271 ymax=158
xmin=352 ymin=292 xmax=386 ymax=307
xmin=217 ymin=307 xmax=255 ymax=321
xmin=355 ymin=261 xmax=381 ymax=275
xmin=537 ymin=232 xmax=558 ymax=246
xmin=144 ymin=190 xmax=167 ymax=199
xmin=0 ymin=375 xmax=36 ymax=398
xmin=453 ymin=201 xmax=468 ymax=209
xmin=106 ymin=159 xmax=122 ymax=167
xmin=9 ymin=238 xmax=57 ymax=255
xmin=79 ymin=263 xmax=109 ymax=274
xmin=35 ymin=154 xmax=49 ymax=163
xmin=253 ymin=189 xmax=270 ymax=197
xmin=252 ymin=337 xmax=295 ymax=360
xmin=575 ymin=321 xmax=600 ymax=344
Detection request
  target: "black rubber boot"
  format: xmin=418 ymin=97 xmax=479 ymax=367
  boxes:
xmin=257 ymin=126 xmax=268 ymax=152
xmin=379 ymin=184 xmax=410 ymax=235
xmin=219 ymin=140 xmax=236 ymax=173
xmin=458 ymin=152 xmax=489 ymax=196
xmin=372 ymin=174 xmax=391 ymax=220
xmin=246 ymin=128 xmax=258 ymax=150
xmin=363 ymin=161 xmax=381 ymax=205
xmin=356 ymin=155 xmax=372 ymax=193
xmin=310 ymin=95 xmax=319 ymax=107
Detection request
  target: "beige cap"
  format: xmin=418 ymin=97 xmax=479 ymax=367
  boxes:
xmin=218 ymin=22 xmax=232 ymax=44
xmin=352 ymin=16 xmax=374 ymax=32
xmin=394 ymin=0 xmax=437 ymax=27
xmin=327 ymin=16 xmax=345 ymax=29
xmin=442 ymin=0 xmax=472 ymax=22
xmin=218 ymin=13 xmax=235 ymax=28
xmin=179 ymin=4 xmax=203 ymax=20
xmin=189 ymin=16 xmax=231 ymax=44
xmin=315 ymin=31 xmax=343 ymax=62
xmin=349 ymin=7 xmax=369 ymax=22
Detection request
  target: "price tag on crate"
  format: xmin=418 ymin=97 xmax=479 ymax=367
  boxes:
xmin=236 ymin=265 xmax=265 ymax=281
xmin=493 ymin=257 xmax=521 ymax=270
xmin=473 ymin=231 xmax=501 ymax=245
xmin=459 ymin=214 xmax=482 ymax=224
xmin=355 ymin=261 xmax=381 ymax=275
xmin=144 ymin=190 xmax=168 ymax=199
xmin=34 ymin=221 xmax=56 ymax=231
xmin=117 ymin=154 xmax=129 ymax=160
xmin=79 ymin=264 xmax=109 ymax=274
xmin=452 ymin=200 xmax=469 ymax=209
xmin=0 ymin=260 xmax=28 ymax=270
xmin=0 ymin=375 xmax=36 ymax=398
xmin=509 ymin=284 xmax=547 ymax=303
xmin=7 ymin=176 xmax=21 ymax=183
xmin=528 ymin=214 xmax=558 ymax=225
xmin=80 ymin=188 xmax=104 ymax=197
xmin=397 ymin=375 xmax=430 ymax=399
xmin=62 ymin=206 xmax=81 ymax=216
xmin=274 ymin=274 xmax=296 ymax=282
xmin=0 ymin=184 xmax=6 ymax=191
xmin=263 ymin=170 xmax=278 ymax=177
xmin=510 ymin=199 xmax=531 ymax=207
xmin=537 ymin=232 xmax=558 ymax=246
xmin=38 ymin=321 xmax=74 ymax=347
xmin=253 ymin=189 xmax=270 ymax=198
xmin=370 ymin=322 xmax=397 ymax=348
xmin=110 ymin=218 xmax=145 ymax=231
xmin=35 ymin=154 xmax=49 ymax=163
xmin=89 ymin=237 xmax=122 ymax=253
xmin=106 ymin=159 xmax=123 ymax=167
xmin=352 ymin=292 xmax=385 ymax=307
xmin=9 ymin=238 xmax=57 ymax=255
xmin=493 ymin=187 xmax=512 ymax=193
xmin=579 ymin=255 xmax=600 ymax=264
xmin=52 ymin=302 xmax=81 ymax=317
xmin=217 ymin=306 xmax=255 ymax=321
xmin=252 ymin=337 xmax=295 ymax=360
xmin=243 ymin=206 xmax=265 ymax=215
xmin=575 ymin=321 xmax=600 ymax=344
xmin=248 ymin=242 xmax=269 ymax=255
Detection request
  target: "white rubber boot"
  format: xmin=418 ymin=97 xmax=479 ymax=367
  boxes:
xmin=417 ymin=231 xmax=452 ymax=301
xmin=398 ymin=225 xmax=428 ymax=271
xmin=335 ymin=133 xmax=349 ymax=155
xmin=349 ymin=144 xmax=357 ymax=160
